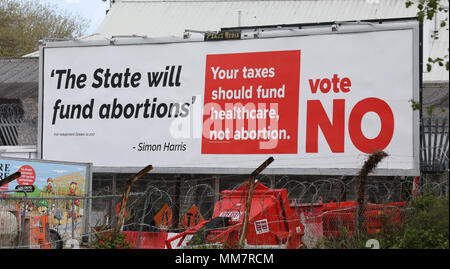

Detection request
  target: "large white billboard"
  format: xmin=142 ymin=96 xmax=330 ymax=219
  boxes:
xmin=39 ymin=21 xmax=420 ymax=175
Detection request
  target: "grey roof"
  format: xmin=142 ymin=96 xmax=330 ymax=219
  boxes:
xmin=95 ymin=0 xmax=418 ymax=38
xmin=23 ymin=0 xmax=448 ymax=82
xmin=0 ymin=58 xmax=39 ymax=99
xmin=87 ymin=0 xmax=448 ymax=82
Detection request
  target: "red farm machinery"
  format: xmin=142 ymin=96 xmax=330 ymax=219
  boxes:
xmin=291 ymin=200 xmax=406 ymax=248
xmin=165 ymin=180 xmax=305 ymax=249
xmin=161 ymin=181 xmax=407 ymax=249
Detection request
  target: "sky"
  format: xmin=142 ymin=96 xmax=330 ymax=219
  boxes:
xmin=40 ymin=0 xmax=111 ymax=35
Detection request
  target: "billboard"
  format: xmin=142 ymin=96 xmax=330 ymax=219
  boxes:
xmin=39 ymin=21 xmax=420 ymax=175
xmin=0 ymin=157 xmax=91 ymax=241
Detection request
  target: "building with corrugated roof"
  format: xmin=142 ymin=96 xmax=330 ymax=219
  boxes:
xmin=91 ymin=0 xmax=448 ymax=83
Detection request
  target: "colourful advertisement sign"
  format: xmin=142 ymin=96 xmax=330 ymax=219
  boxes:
xmin=0 ymin=158 xmax=91 ymax=243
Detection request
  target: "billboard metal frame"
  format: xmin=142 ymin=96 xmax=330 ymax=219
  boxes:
xmin=38 ymin=19 xmax=421 ymax=176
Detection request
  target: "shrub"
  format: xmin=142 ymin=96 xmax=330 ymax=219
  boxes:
xmin=91 ymin=226 xmax=132 ymax=249
xmin=387 ymin=192 xmax=449 ymax=249
xmin=316 ymin=192 xmax=449 ymax=249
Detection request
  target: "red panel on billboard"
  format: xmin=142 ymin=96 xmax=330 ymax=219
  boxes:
xmin=202 ymin=50 xmax=301 ymax=154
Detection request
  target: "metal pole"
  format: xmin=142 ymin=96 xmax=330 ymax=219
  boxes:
xmin=71 ymin=198 xmax=75 ymax=241
xmin=399 ymin=176 xmax=406 ymax=201
xmin=213 ymin=176 xmax=220 ymax=204
xmin=137 ymin=193 xmax=149 ymax=249
xmin=269 ymin=175 xmax=275 ymax=189
xmin=171 ymin=176 xmax=181 ymax=231
xmin=110 ymin=174 xmax=117 ymax=226
xmin=18 ymin=191 xmax=28 ymax=249
xmin=87 ymin=164 xmax=93 ymax=245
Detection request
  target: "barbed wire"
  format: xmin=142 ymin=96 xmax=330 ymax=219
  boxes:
xmin=0 ymin=172 xmax=448 ymax=249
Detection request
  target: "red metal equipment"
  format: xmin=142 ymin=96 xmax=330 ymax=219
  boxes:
xmin=9 ymin=205 xmax=52 ymax=249
xmin=124 ymin=181 xmax=407 ymax=249
xmin=165 ymin=181 xmax=305 ymax=249
xmin=122 ymin=231 xmax=168 ymax=249
xmin=29 ymin=215 xmax=51 ymax=249
xmin=292 ymin=201 xmax=406 ymax=238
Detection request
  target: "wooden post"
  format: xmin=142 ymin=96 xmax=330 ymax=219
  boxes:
xmin=269 ymin=175 xmax=275 ymax=189
xmin=0 ymin=171 xmax=21 ymax=187
xmin=213 ymin=175 xmax=220 ymax=204
xmin=108 ymin=174 xmax=117 ymax=225
xmin=113 ymin=165 xmax=153 ymax=235
xmin=238 ymin=157 xmax=274 ymax=249
xmin=355 ymin=151 xmax=388 ymax=239
xmin=339 ymin=175 xmax=347 ymax=203
xmin=399 ymin=176 xmax=406 ymax=201
xmin=171 ymin=175 xmax=181 ymax=231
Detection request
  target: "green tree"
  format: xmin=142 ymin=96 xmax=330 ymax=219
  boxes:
xmin=0 ymin=0 xmax=88 ymax=57
xmin=406 ymin=0 xmax=449 ymax=72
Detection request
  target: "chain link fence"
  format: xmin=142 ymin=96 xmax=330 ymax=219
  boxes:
xmin=2 ymin=172 xmax=446 ymax=249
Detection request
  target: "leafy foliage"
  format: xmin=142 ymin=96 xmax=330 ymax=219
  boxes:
xmin=91 ymin=225 xmax=132 ymax=249
xmin=405 ymin=0 xmax=449 ymax=72
xmin=317 ymin=192 xmax=449 ymax=249
xmin=391 ymin=192 xmax=449 ymax=249
xmin=0 ymin=0 xmax=88 ymax=57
